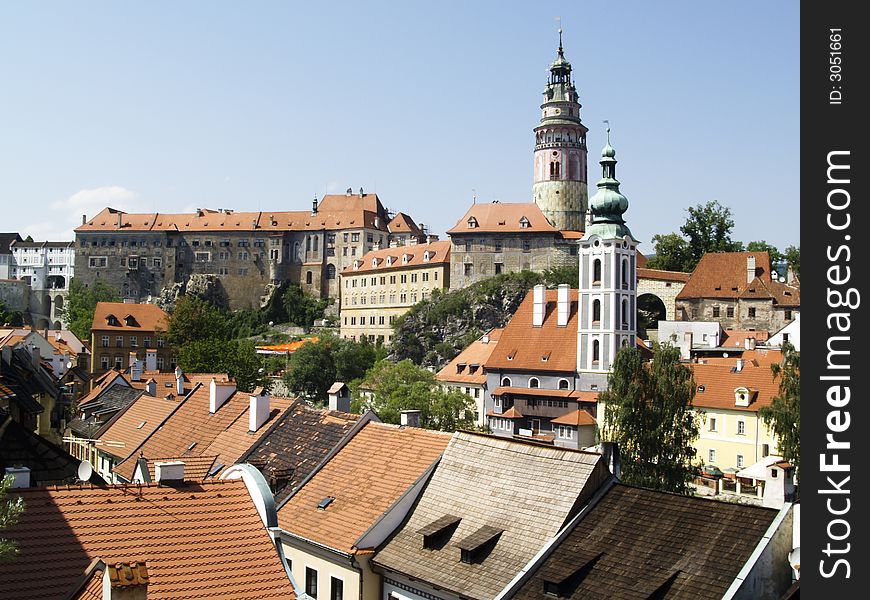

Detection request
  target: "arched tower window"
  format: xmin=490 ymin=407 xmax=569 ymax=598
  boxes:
xmin=549 ymin=161 xmax=561 ymax=180
xmin=558 ymin=378 xmax=570 ymax=390
xmin=592 ymin=259 xmax=602 ymax=284
xmin=592 ymin=299 xmax=601 ymax=324
xmin=326 ymin=264 xmax=336 ymax=279
xmin=529 ymin=377 xmax=540 ymax=389
xmin=621 ymin=258 xmax=629 ymax=289
xmin=306 ymin=271 xmax=313 ymax=284
xmin=592 ymin=340 xmax=600 ymax=364
xmin=501 ymin=377 xmax=512 ymax=387
xmin=622 ymin=299 xmax=629 ymax=329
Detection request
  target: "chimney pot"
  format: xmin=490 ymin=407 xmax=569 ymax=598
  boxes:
xmin=746 ymin=255 xmax=756 ymax=284
xmin=557 ymin=284 xmax=570 ymax=327
xmin=532 ymin=284 xmax=546 ymax=327
xmin=249 ymin=390 xmax=271 ymax=432
xmin=82 ymin=214 xmax=87 ymax=225
xmin=209 ymin=377 xmax=236 ymax=413
xmin=400 ymin=410 xmax=421 ymax=428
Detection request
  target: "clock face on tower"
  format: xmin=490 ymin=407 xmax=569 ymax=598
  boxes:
xmin=554 ymin=108 xmax=562 ymax=115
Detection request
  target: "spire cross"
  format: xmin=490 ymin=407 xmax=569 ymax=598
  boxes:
xmin=603 ymin=120 xmax=611 ymax=143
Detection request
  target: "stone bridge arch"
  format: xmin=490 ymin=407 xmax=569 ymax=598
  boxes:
xmin=636 ymin=269 xmax=689 ymax=322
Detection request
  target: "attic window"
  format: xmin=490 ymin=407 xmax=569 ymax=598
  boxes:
xmin=458 ymin=525 xmax=503 ymax=564
xmin=402 ymin=253 xmax=410 ymax=264
xmin=456 ymin=363 xmax=467 ymax=374
xmin=164 ymin=382 xmax=173 ymax=388
xmin=386 ymin=256 xmax=393 ymax=266
xmin=714 ymin=285 xmax=721 ymax=291
xmin=507 ymin=350 xmax=516 ymax=361
xmin=468 ymin=364 xmax=479 ymax=374
xmin=423 ymin=251 xmax=431 ymax=262
xmin=187 ymin=442 xmax=197 ymax=451
xmin=207 ymin=462 xmax=225 ymax=478
xmin=124 ymin=315 xmax=138 ymax=327
xmin=784 ymin=291 xmax=792 ymax=296
xmin=467 ymin=217 xmax=478 ymax=228
xmin=372 ymin=258 xmax=378 ymax=267
xmin=418 ymin=514 xmax=461 ymax=549
xmin=731 ymin=286 xmax=738 ymax=291
xmin=698 ymin=385 xmax=706 ymax=392
xmin=541 ymin=352 xmax=551 ymax=362
xmin=317 ymin=496 xmax=335 ymax=510
xmin=519 ymin=216 xmax=530 ymax=228
xmin=136 ymin=420 xmax=147 ymax=429
xmin=106 ymin=315 xmax=119 ymax=326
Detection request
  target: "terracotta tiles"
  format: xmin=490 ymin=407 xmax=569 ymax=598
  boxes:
xmin=637 ymin=267 xmax=690 ymax=282
xmin=342 ymin=240 xmax=451 ymax=274
xmin=144 ymin=455 xmax=219 ymax=482
xmin=241 ymin=403 xmax=362 ymax=503
xmin=485 ymin=290 xmax=578 ymax=373
xmin=436 ymin=329 xmax=503 ymax=386
xmin=690 ymin=361 xmax=783 ymax=413
xmin=550 ymin=408 xmax=597 ymax=426
xmin=447 ymin=202 xmax=559 ymax=234
xmin=676 ymin=251 xmax=799 ymax=305
xmin=91 ymin=302 xmax=169 ymax=333
xmin=113 ymin=384 xmax=294 ymax=482
xmin=94 ymin=394 xmax=179 ymax=460
xmin=0 ymin=481 xmax=294 ymax=599
xmin=277 ymin=421 xmax=450 ymax=552
xmin=387 ymin=212 xmax=422 ymax=235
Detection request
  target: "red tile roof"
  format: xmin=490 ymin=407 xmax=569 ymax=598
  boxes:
xmin=436 ymin=329 xmax=503 ymax=386
xmin=112 ymin=384 xmax=294 ymax=481
xmin=447 ymin=203 xmax=560 ymax=234
xmin=720 ymin=330 xmax=770 ymax=347
xmin=94 ymin=394 xmax=180 ymax=460
xmin=342 ymin=240 xmax=451 ymax=274
xmin=690 ymin=361 xmax=783 ymax=412
xmin=0 ymin=481 xmax=294 ymax=599
xmin=677 ymin=251 xmax=799 ymax=307
xmin=637 ymin=267 xmax=690 ymax=282
xmin=387 ymin=212 xmax=422 ymax=236
xmin=491 ymin=386 xmax=598 ymax=402
xmin=486 ymin=289 xmax=578 ymax=373
xmin=91 ymin=302 xmax=169 ymax=333
xmin=143 ymin=455 xmax=220 ymax=481
xmin=550 ymin=409 xmax=598 ymax=426
xmin=277 ymin=421 xmax=450 ymax=553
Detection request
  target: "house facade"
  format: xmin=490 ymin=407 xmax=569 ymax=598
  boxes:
xmin=9 ymin=240 xmax=75 ymax=329
xmin=435 ymin=328 xmax=502 ymax=426
xmin=339 ymin=240 xmax=451 ymax=343
xmin=89 ymin=301 xmax=171 ymax=378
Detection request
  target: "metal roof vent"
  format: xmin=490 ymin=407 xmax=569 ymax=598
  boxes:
xmin=317 ymin=496 xmax=335 ymax=510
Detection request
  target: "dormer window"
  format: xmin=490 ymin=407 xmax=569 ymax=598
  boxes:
xmin=386 ymin=256 xmax=393 ymax=266
xmin=106 ymin=314 xmax=119 ymax=327
xmin=458 ymin=526 xmax=503 ymax=564
xmin=519 ymin=216 xmax=530 ymax=228
xmin=456 ymin=363 xmax=467 ymax=374
xmin=124 ymin=315 xmax=138 ymax=327
xmin=423 ymin=251 xmax=431 ymax=262
xmin=402 ymin=253 xmax=410 ymax=264
xmin=418 ymin=515 xmax=461 ymax=550
xmin=734 ymin=387 xmax=755 ymax=407
xmin=353 ymin=260 xmax=361 ymax=270
xmin=467 ymin=217 xmax=478 ymax=229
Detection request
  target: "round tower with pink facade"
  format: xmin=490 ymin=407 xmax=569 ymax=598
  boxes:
xmin=532 ymin=31 xmax=588 ymax=232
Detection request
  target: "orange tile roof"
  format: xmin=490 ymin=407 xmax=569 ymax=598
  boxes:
xmin=94 ymin=394 xmax=180 ymax=460
xmin=720 ymin=330 xmax=771 ymax=347
xmin=435 ymin=329 xmax=503 ymax=385
xmin=447 ymin=203 xmax=559 ymax=234
xmin=637 ymin=267 xmax=690 ymax=282
xmin=277 ymin=421 xmax=450 ymax=553
xmin=126 ymin=371 xmax=228 ymax=395
xmin=690 ymin=362 xmax=783 ymax=412
xmin=636 ymin=252 xmax=648 ymax=267
xmin=486 ymin=289 xmax=578 ymax=373
xmin=255 ymin=338 xmax=318 ymax=354
xmin=697 ymin=348 xmax=784 ymax=369
xmin=550 ymin=409 xmax=598 ymax=426
xmin=487 ymin=406 xmax=524 ymax=419
xmin=677 ymin=251 xmax=799 ymax=305
xmin=70 ymin=564 xmax=103 ymax=600
xmin=490 ymin=386 xmax=598 ymax=402
xmin=113 ymin=384 xmax=294 ymax=481
xmin=0 ymin=481 xmax=294 ymax=599
xmin=387 ymin=212 xmax=422 ymax=235
xmin=91 ymin=302 xmax=169 ymax=333
xmin=76 ymin=194 xmax=387 ymax=233
xmin=144 ymin=455 xmax=220 ymax=481
xmin=342 ymin=240 xmax=451 ymax=274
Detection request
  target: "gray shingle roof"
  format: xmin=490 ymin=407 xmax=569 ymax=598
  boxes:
xmin=373 ymin=432 xmax=609 ymax=600
xmin=510 ymin=483 xmax=783 ymax=600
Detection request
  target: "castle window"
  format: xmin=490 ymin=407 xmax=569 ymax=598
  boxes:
xmin=529 ymin=377 xmax=540 ymax=389
xmin=549 ymin=161 xmax=561 ymax=180
xmin=306 ymin=271 xmax=313 ymax=284
xmin=519 ymin=216 xmax=530 ymax=229
xmin=592 ymin=259 xmax=602 ymax=284
xmin=592 ymin=340 xmax=600 ymax=364
xmin=621 ymin=258 xmax=629 ymax=288
xmin=558 ymin=379 xmax=570 ymax=390
xmin=592 ymin=299 xmax=601 ymax=325
xmin=467 ymin=217 xmax=478 ymax=228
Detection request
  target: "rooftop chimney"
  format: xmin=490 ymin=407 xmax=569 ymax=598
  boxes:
xmin=557 ymin=284 xmax=569 ymax=327
xmin=532 ymin=284 xmax=546 ymax=327
xmin=747 ymin=255 xmax=756 ymax=284
xmin=4 ymin=466 xmax=31 ymax=489
xmin=129 ymin=353 xmax=141 ymax=381
xmin=249 ymin=388 xmax=271 ymax=432
xmin=145 ymin=378 xmax=157 ymax=398
xmin=82 ymin=214 xmax=87 ymax=225
xmin=735 ymin=358 xmax=745 ymax=372
xmin=600 ymin=442 xmax=621 ymax=480
xmin=175 ymin=366 xmax=184 ymax=396
xmin=103 ymin=561 xmax=149 ymax=600
xmin=209 ymin=377 xmax=236 ymax=413
xmin=154 ymin=461 xmax=184 ymax=483
xmin=328 ymin=383 xmax=350 ymax=412
xmin=145 ymin=349 xmax=157 ymax=372
xmin=400 ymin=410 xmax=421 ymax=428
xmin=116 ymin=212 xmax=122 ymax=229
xmin=346 ymin=187 xmax=353 ymax=197
xmin=359 ymin=187 xmax=364 ymax=197
xmin=312 ymin=197 xmax=318 ymax=215
xmin=30 ymin=345 xmax=41 ymax=371
xmin=744 ymin=336 xmax=756 ymax=350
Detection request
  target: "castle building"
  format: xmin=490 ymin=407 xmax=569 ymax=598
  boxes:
xmin=447 ymin=35 xmax=586 ymax=290
xmin=73 ymin=191 xmax=424 ymax=310
xmin=9 ymin=240 xmax=75 ymax=329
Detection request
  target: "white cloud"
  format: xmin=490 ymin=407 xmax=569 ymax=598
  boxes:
xmin=23 ymin=186 xmax=147 ymax=241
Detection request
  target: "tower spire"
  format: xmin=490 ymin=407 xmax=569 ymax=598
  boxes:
xmin=584 ymin=124 xmax=632 ymax=239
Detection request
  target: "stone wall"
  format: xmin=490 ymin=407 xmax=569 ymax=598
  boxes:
xmin=675 ymin=298 xmax=796 ymax=333
xmin=636 ymin=277 xmax=686 ymax=321
xmin=0 ymin=279 xmax=29 ymax=312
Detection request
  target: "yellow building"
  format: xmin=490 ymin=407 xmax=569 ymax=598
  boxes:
xmin=690 ymin=353 xmax=784 ymax=471
xmin=339 ymin=240 xmax=451 ymax=344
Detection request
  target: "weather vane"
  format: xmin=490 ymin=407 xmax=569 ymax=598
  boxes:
xmin=603 ymin=119 xmax=611 ymax=141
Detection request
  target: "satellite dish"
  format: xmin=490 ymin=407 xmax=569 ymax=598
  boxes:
xmin=77 ymin=460 xmax=94 ymax=481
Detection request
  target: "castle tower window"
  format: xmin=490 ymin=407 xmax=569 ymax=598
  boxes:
xmin=592 ymin=299 xmax=601 ymax=324
xmin=592 ymin=259 xmax=602 ymax=284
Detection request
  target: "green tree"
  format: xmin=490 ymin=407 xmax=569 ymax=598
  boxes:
xmin=282 ymin=284 xmax=330 ymax=327
xmin=746 ymin=241 xmax=784 ymax=265
xmin=600 ymin=343 xmax=700 ymax=494
xmin=58 ymin=279 xmax=120 ymax=340
xmin=283 ymin=336 xmax=339 ymax=401
xmin=681 ymin=200 xmax=743 ymax=263
xmin=645 ymin=232 xmax=693 ymax=272
xmin=1 ymin=475 xmax=25 ymax=562
xmin=177 ymin=338 xmax=268 ymax=393
xmin=351 ymin=359 xmax=475 ymax=431
xmin=759 ymin=343 xmax=800 ymax=480
xmin=166 ymin=296 xmax=229 ymax=346
xmin=784 ymin=245 xmax=800 ymax=279
xmin=334 ymin=336 xmax=386 ymax=383
xmin=0 ymin=302 xmax=25 ymax=327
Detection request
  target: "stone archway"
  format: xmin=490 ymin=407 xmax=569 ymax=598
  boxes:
xmin=636 ymin=271 xmax=688 ymax=321
xmin=637 ymin=293 xmax=667 ymax=337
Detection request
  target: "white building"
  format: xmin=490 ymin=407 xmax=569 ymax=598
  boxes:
xmin=10 ymin=241 xmax=75 ymax=329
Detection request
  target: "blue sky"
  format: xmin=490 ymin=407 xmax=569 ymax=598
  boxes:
xmin=0 ymin=1 xmax=799 ymax=252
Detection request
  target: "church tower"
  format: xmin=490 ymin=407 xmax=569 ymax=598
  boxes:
xmin=577 ymin=128 xmax=638 ymax=389
xmin=533 ymin=30 xmax=588 ymax=232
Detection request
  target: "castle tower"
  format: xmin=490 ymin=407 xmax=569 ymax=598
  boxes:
xmin=533 ymin=30 xmax=588 ymax=232
xmin=577 ymin=128 xmax=638 ymax=388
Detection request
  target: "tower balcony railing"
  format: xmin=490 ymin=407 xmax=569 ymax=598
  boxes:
xmin=535 ymin=141 xmax=585 ymax=151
